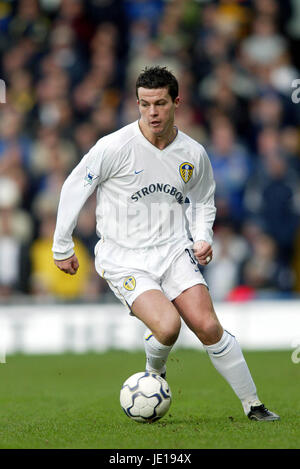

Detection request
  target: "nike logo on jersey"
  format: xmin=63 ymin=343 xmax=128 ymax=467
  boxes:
xmin=134 ymin=170 xmax=144 ymax=174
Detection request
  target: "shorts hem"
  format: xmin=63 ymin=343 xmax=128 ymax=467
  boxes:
xmin=127 ymin=286 xmax=162 ymax=308
xmin=166 ymin=279 xmax=208 ymax=302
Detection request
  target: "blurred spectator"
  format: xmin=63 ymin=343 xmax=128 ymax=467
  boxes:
xmin=175 ymin=103 xmax=206 ymax=144
xmin=128 ymin=19 xmax=152 ymax=57
xmin=284 ymin=0 xmax=300 ymax=69
xmin=269 ymin=51 xmax=299 ymax=97
xmin=199 ymin=61 xmax=258 ymax=103
xmin=214 ymin=0 xmax=251 ymax=42
xmin=204 ymin=221 xmax=250 ymax=301
xmin=240 ymin=232 xmax=294 ymax=294
xmin=293 ymin=226 xmax=300 ymax=293
xmin=47 ymin=22 xmax=88 ymax=87
xmin=191 ymin=4 xmax=232 ymax=83
xmin=124 ymin=0 xmax=164 ymax=37
xmin=0 ymin=108 xmax=32 ymax=212
xmin=0 ymin=1 xmax=13 ymax=45
xmin=0 ymin=108 xmax=32 ymax=172
xmin=35 ymin=66 xmax=71 ymax=129
xmin=1 ymin=36 xmax=40 ymax=79
xmin=75 ymin=194 xmax=99 ymax=258
xmin=30 ymin=213 xmax=92 ymax=299
xmin=0 ymin=177 xmax=32 ymax=297
xmin=7 ymin=68 xmax=36 ymax=115
xmin=56 ymin=0 xmax=95 ymax=50
xmin=207 ymin=117 xmax=253 ymax=225
xmin=247 ymin=93 xmax=284 ymax=147
xmin=126 ymin=39 xmax=182 ymax=89
xmin=280 ymin=126 xmax=300 ymax=174
xmin=119 ymin=94 xmax=139 ymax=127
xmin=243 ymin=127 xmax=300 ymax=263
xmin=29 ymin=126 xmax=77 ymax=200
xmin=253 ymin=0 xmax=279 ymax=20
xmin=74 ymin=122 xmax=99 ymax=158
xmin=156 ymin=0 xmax=186 ymax=57
xmin=246 ymin=90 xmax=299 ymax=153
xmin=8 ymin=0 xmax=50 ymax=46
xmin=240 ymin=14 xmax=288 ymax=67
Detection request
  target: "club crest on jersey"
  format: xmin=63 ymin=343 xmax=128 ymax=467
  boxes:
xmin=179 ymin=162 xmax=194 ymax=183
xmin=123 ymin=276 xmax=136 ymax=291
xmin=84 ymin=167 xmax=98 ymax=186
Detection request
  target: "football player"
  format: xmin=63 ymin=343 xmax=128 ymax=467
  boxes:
xmin=53 ymin=66 xmax=279 ymax=421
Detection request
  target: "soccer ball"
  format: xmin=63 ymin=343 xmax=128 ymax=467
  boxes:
xmin=120 ymin=371 xmax=172 ymax=423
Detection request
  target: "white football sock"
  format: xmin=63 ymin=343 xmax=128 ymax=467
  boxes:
xmin=143 ymin=329 xmax=173 ymax=375
xmin=204 ymin=330 xmax=261 ymax=415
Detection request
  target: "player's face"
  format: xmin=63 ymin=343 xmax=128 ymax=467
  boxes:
xmin=137 ymin=87 xmax=179 ymax=136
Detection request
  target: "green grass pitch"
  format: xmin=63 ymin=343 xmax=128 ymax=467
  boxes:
xmin=0 ymin=349 xmax=299 ymax=449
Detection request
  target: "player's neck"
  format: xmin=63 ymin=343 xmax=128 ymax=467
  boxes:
xmin=138 ymin=120 xmax=177 ymax=150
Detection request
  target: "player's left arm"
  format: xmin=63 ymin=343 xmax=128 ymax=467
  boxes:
xmin=185 ymin=148 xmax=216 ymax=265
xmin=192 ymin=240 xmax=213 ymax=265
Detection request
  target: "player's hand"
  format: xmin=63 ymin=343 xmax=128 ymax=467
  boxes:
xmin=54 ymin=254 xmax=79 ymax=275
xmin=192 ymin=240 xmax=213 ymax=266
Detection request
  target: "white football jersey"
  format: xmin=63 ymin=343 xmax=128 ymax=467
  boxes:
xmin=52 ymin=120 xmax=216 ymax=260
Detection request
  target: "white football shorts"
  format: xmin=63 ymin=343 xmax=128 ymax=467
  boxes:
xmin=94 ymin=238 xmax=208 ymax=313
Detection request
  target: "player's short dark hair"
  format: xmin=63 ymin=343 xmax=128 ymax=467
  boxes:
xmin=136 ymin=66 xmax=179 ymax=102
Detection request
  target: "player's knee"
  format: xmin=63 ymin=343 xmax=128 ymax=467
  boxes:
xmin=194 ymin=317 xmax=222 ymax=345
xmin=156 ymin=317 xmax=181 ymax=346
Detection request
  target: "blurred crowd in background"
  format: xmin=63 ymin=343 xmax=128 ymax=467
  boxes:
xmin=0 ymin=0 xmax=300 ymax=303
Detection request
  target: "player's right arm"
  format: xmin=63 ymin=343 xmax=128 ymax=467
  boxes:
xmin=52 ymin=139 xmax=112 ymax=271
xmin=54 ymin=253 xmax=79 ymax=275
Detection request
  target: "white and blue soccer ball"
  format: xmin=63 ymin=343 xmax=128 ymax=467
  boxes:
xmin=120 ymin=371 xmax=172 ymax=423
